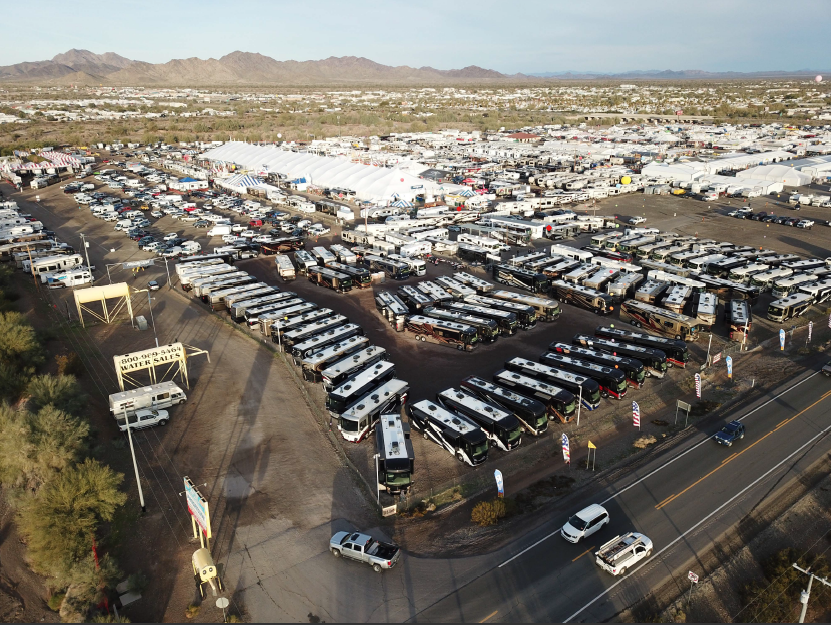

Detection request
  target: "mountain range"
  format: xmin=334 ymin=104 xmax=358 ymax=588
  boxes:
xmin=0 ymin=50 xmax=825 ymax=85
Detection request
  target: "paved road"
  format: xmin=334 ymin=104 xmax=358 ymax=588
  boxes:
xmin=409 ymin=369 xmax=831 ymax=623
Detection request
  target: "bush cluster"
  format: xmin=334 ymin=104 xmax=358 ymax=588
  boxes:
xmin=471 ymin=498 xmax=508 ymax=526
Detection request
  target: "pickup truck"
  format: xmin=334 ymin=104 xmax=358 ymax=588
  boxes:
xmin=329 ymin=531 xmax=401 ymax=572
xmin=595 ymin=532 xmax=653 ymax=576
xmin=714 ymin=420 xmax=745 ymax=447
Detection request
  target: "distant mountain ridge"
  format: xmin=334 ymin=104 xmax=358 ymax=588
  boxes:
xmin=0 ymin=49 xmax=826 ymax=85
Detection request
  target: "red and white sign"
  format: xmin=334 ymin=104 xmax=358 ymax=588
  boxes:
xmin=688 ymin=571 xmax=699 ymax=584
xmin=694 ymin=373 xmax=702 ymax=399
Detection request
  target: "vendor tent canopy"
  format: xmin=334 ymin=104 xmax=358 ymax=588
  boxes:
xmin=202 ymin=142 xmax=462 ymax=202
xmin=735 ymin=164 xmax=812 ymax=187
xmin=390 ymin=199 xmax=414 ymax=208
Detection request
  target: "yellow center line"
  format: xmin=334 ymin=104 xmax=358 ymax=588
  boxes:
xmin=572 ymin=545 xmax=596 ymax=562
xmin=656 ymin=493 xmax=677 ymax=507
xmin=479 ymin=610 xmax=498 ymax=623
xmin=721 ymin=452 xmax=738 ymax=464
xmin=655 ymin=391 xmax=831 ymax=510
xmin=775 ymin=418 xmax=789 ymax=429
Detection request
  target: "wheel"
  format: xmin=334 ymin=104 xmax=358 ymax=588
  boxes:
xmin=619 ymin=567 xmax=627 ymax=576
xmin=456 ymin=451 xmax=465 ymax=463
xmin=331 ymin=548 xmax=341 ymax=557
xmin=675 ymin=334 xmax=681 ymax=340
xmin=646 ymin=549 xmax=652 ymax=557
xmin=600 ymin=390 xmax=609 ymax=398
xmin=423 ymin=430 xmax=428 ymax=440
xmin=159 ymin=419 xmax=168 ymax=426
xmin=630 ymin=320 xmax=638 ymax=326
xmin=373 ymin=564 xmax=382 ymax=573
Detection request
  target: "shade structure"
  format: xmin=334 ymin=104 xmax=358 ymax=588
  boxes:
xmin=457 ymin=188 xmax=475 ymax=197
xmin=202 ymin=142 xmax=462 ymax=202
xmin=390 ymin=199 xmax=414 ymax=208
xmin=735 ymin=164 xmax=812 ymax=187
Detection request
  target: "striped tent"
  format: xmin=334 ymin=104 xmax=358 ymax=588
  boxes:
xmin=457 ymin=188 xmax=475 ymax=197
xmin=390 ymin=199 xmax=414 ymax=208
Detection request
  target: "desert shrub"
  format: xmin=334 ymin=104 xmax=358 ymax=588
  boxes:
xmin=471 ymin=498 xmax=508 ymax=526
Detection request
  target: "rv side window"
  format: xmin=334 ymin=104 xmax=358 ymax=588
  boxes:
xmin=663 ymin=321 xmax=673 ymax=328
xmin=155 ymin=392 xmax=170 ymax=401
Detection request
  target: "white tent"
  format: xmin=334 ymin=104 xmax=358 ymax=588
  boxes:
xmin=641 ymin=161 xmax=708 ymax=183
xmin=202 ymin=142 xmax=462 ymax=202
xmin=735 ymin=164 xmax=812 ymax=187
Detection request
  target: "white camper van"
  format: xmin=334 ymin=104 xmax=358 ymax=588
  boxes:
xmin=46 ymin=267 xmax=93 ymax=289
xmin=108 ymin=381 xmax=187 ymax=418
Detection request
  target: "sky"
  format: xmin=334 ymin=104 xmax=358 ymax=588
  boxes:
xmin=3 ymin=0 xmax=830 ymax=73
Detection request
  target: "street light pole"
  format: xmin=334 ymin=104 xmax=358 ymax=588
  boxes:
xmin=576 ymin=385 xmax=583 ymax=427
xmin=124 ymin=407 xmax=146 ymax=513
xmin=163 ymin=256 xmax=172 ymax=290
xmin=147 ymin=292 xmax=158 ymax=347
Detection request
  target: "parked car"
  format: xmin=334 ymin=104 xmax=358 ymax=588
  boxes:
xmin=797 ymin=219 xmax=814 ymax=229
xmin=628 ymin=216 xmax=647 ymax=225
xmin=150 ymin=210 xmax=164 ymax=218
xmin=750 ymin=211 xmax=767 ymax=221
xmin=194 ymin=220 xmax=209 ymax=228
xmin=163 ymin=233 xmax=178 ymax=242
xmin=329 ymin=531 xmax=401 ymax=573
xmin=714 ymin=420 xmax=745 ymax=447
xmin=785 ymin=217 xmax=800 ymax=227
xmin=148 ymin=280 xmax=160 ymax=291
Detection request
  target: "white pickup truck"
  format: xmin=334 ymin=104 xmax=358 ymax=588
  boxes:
xmin=329 ymin=531 xmax=401 ymax=572
xmin=595 ymin=532 xmax=653 ymax=576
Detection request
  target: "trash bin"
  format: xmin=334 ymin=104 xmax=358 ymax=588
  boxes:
xmin=136 ymin=315 xmax=148 ymax=331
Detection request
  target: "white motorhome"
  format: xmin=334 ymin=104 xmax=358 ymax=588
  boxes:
xmin=23 ymin=254 xmax=85 ymax=281
xmin=108 ymin=381 xmax=187 ymax=418
xmin=46 ymin=267 xmax=93 ymax=289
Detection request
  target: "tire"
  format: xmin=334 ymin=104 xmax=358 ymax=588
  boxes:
xmin=630 ymin=320 xmax=638 ymax=326
xmin=331 ymin=548 xmax=341 ymax=557
xmin=159 ymin=419 xmax=168 ymax=426
xmin=646 ymin=549 xmax=652 ymax=557
xmin=619 ymin=567 xmax=627 ymax=576
xmin=423 ymin=430 xmax=428 ymax=440
xmin=456 ymin=451 xmax=465 ymax=463
xmin=373 ymin=564 xmax=382 ymax=573
xmin=600 ymin=390 xmax=609 ymax=399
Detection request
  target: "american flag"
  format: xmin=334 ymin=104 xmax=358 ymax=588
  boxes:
xmin=561 ymin=434 xmax=570 ymax=464
xmin=632 ymin=401 xmax=641 ymax=428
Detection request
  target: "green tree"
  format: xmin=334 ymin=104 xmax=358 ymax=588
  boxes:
xmin=26 ymin=374 xmax=86 ymax=416
xmin=17 ymin=458 xmax=125 ymax=581
xmin=0 ymin=403 xmax=88 ymax=492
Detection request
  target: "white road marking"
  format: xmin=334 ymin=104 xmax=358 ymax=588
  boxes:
xmin=498 ymin=370 xmax=819 ymax=568
xmin=564 ymin=419 xmax=831 ymax=622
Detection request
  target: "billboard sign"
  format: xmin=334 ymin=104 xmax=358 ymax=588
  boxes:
xmin=184 ymin=477 xmax=211 ymax=538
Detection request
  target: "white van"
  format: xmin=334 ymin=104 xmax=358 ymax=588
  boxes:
xmin=560 ymin=504 xmax=610 ymax=543
xmin=115 ymin=219 xmax=133 ymax=231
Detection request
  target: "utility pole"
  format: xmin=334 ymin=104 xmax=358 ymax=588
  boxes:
xmin=79 ymin=233 xmax=92 ymax=271
xmin=576 ymin=385 xmax=583 ymax=427
xmin=793 ymin=563 xmax=831 ymax=623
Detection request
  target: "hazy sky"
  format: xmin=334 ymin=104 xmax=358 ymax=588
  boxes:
xmin=4 ymin=0 xmax=830 ymax=73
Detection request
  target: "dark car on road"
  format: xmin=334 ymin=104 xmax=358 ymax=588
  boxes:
xmin=750 ymin=211 xmax=767 ymax=221
xmin=785 ymin=217 xmax=800 ymax=227
xmin=714 ymin=420 xmax=745 ymax=447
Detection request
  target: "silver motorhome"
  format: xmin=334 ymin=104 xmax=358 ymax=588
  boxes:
xmin=108 ymin=381 xmax=186 ymax=418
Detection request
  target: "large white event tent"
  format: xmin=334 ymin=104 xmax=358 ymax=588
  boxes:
xmin=202 ymin=142 xmax=462 ymax=202
xmin=735 ymin=164 xmax=812 ymax=187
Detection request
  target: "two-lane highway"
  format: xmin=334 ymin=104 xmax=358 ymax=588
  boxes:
xmin=409 ymin=369 xmax=831 ymax=622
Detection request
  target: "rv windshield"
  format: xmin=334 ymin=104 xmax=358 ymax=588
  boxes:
xmin=385 ymin=472 xmax=411 ymax=487
xmin=500 ymin=424 xmax=522 ymax=446
xmin=586 ymin=388 xmax=602 ymax=405
xmin=615 ymin=379 xmax=628 ymax=394
xmin=767 ymin=304 xmax=785 ymax=319
xmin=562 ymin=398 xmax=577 ymax=417
xmin=633 ymin=367 xmax=646 ymax=384
xmin=339 ymin=417 xmax=359 ymax=432
xmin=471 ymin=441 xmax=489 ymax=460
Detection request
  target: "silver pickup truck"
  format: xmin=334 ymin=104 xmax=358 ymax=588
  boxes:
xmin=329 ymin=531 xmax=401 ymax=572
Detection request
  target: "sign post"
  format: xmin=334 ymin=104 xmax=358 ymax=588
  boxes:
xmin=184 ymin=477 xmax=212 ymax=549
xmin=688 ymin=570 xmax=699 ymax=607
xmin=675 ymin=400 xmax=691 ymax=426
xmin=726 ymin=356 xmax=733 ymax=379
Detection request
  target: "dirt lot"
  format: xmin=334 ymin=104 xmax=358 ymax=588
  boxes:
xmin=3 ymin=167 xmax=831 ymax=622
